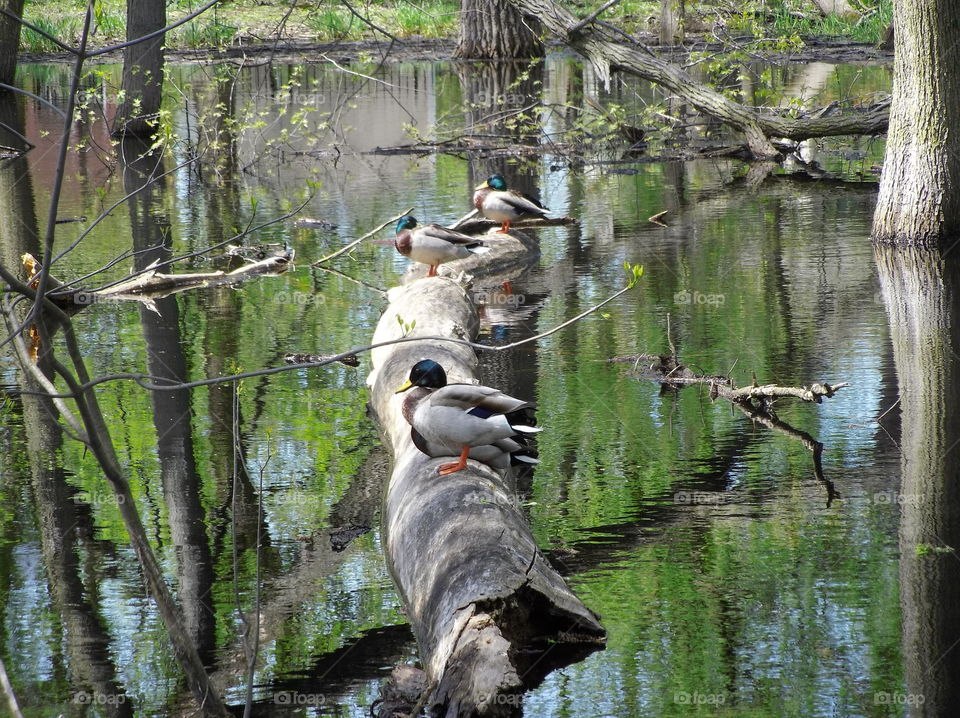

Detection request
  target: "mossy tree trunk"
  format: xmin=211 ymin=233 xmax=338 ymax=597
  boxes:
xmin=456 ymin=0 xmax=542 ymax=59
xmin=871 ymin=0 xmax=960 ymax=247
xmin=659 ymin=0 xmax=684 ymax=46
xmin=0 ymin=0 xmax=24 ymax=85
xmin=113 ymin=0 xmax=166 ymax=136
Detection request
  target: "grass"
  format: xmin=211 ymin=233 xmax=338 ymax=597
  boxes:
xmin=20 ymin=0 xmax=462 ymax=52
xmin=18 ymin=0 xmax=893 ymax=53
xmin=764 ymin=0 xmax=892 ymax=44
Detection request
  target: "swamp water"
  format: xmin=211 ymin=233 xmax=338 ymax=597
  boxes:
xmin=0 ymin=52 xmax=946 ymax=717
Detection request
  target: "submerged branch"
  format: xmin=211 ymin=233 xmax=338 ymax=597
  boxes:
xmin=732 ymin=399 xmax=841 ymax=506
xmin=612 ymin=352 xmax=846 ymax=504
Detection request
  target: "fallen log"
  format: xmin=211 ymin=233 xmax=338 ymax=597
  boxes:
xmin=367 ymin=277 xmax=605 ymax=716
xmin=508 ymin=0 xmax=890 ymax=159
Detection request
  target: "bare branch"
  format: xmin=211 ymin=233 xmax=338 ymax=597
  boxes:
xmin=0 ymin=83 xmax=66 ymax=119
xmin=86 ymin=0 xmax=223 ymax=58
xmin=569 ymin=0 xmax=625 ymax=34
xmin=0 ymin=6 xmax=78 ymax=54
xmin=16 ymin=276 xmax=635 ymax=400
xmin=312 ymin=207 xmax=413 ymax=265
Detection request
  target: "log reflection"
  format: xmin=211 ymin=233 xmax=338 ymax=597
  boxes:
xmin=876 ymin=245 xmax=960 ymax=716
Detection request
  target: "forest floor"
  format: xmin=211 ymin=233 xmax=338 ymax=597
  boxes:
xmin=19 ymin=33 xmax=891 ymax=66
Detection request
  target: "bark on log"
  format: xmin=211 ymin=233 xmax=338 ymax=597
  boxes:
xmin=367 ymin=276 xmax=605 ymax=715
xmin=507 ymin=0 xmax=889 ymax=158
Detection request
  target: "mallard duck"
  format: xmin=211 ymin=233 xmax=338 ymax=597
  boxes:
xmin=394 ymin=215 xmax=489 ymax=277
xmin=472 ymin=174 xmax=549 ymax=234
xmin=395 ymin=359 xmax=541 ymax=475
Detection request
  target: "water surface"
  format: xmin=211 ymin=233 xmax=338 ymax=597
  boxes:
xmin=0 ymin=53 xmax=910 ymax=717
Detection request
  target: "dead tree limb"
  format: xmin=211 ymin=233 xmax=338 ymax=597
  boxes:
xmin=613 ymin=353 xmax=846 ymax=504
xmin=508 ymin=0 xmax=889 ymax=158
xmin=25 ymin=251 xmax=292 ymax=308
xmin=616 ymin=353 xmax=847 ymax=404
xmin=367 ymin=276 xmax=605 ymax=716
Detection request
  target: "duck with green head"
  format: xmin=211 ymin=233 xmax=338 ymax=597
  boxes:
xmin=394 ymin=215 xmax=489 ymax=277
xmin=473 ymin=174 xmax=549 ymax=234
xmin=396 ymin=359 xmax=541 ymax=475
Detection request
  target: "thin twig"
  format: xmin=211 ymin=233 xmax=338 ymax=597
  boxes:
xmin=342 ymin=0 xmax=402 ymax=43
xmin=0 ymin=83 xmax=66 ymax=119
xmin=28 ymin=1 xmax=93 ymax=329
xmin=312 ymin=207 xmax=413 ymax=265
xmin=0 ymin=6 xmax=77 ymax=53
xmin=568 ymin=0 xmax=624 ymax=34
xmin=85 ymin=0 xmax=223 ymax=58
xmin=0 ymin=656 xmax=24 ymax=718
xmin=318 ymin=52 xmax=397 ymax=88
xmin=314 ymin=265 xmax=387 ymax=296
xmin=1 ymin=301 xmax=87 ymax=440
xmin=23 ymin=279 xmax=637 ymax=398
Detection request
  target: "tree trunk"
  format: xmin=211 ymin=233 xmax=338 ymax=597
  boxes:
xmin=659 ymin=0 xmax=684 ymax=46
xmin=114 ymin=0 xmax=166 ymax=136
xmin=871 ymin=0 xmax=960 ymax=247
xmin=367 ymin=274 xmax=605 ymax=715
xmin=875 ymin=246 xmax=960 ymax=714
xmin=457 ymin=0 xmax=542 ymax=59
xmin=877 ymin=21 xmax=894 ymax=51
xmin=0 ymin=0 xmax=24 ymax=86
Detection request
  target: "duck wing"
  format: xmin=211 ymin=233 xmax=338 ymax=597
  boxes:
xmin=431 ymin=383 xmax=531 ymax=415
xmin=420 ymin=224 xmax=484 ymax=247
xmin=501 ymin=190 xmax=549 ymax=215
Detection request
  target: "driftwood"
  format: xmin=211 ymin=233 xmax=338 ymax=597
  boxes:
xmin=616 ymin=352 xmax=847 ymax=404
xmin=367 ymin=274 xmax=605 ymax=716
xmin=507 ymin=0 xmax=890 ymax=159
xmin=613 ymin=352 xmax=846 ymax=504
xmin=28 ymin=251 xmax=292 ymax=309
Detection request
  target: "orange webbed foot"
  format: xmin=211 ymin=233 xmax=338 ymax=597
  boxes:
xmin=437 ymin=447 xmax=470 ymax=475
